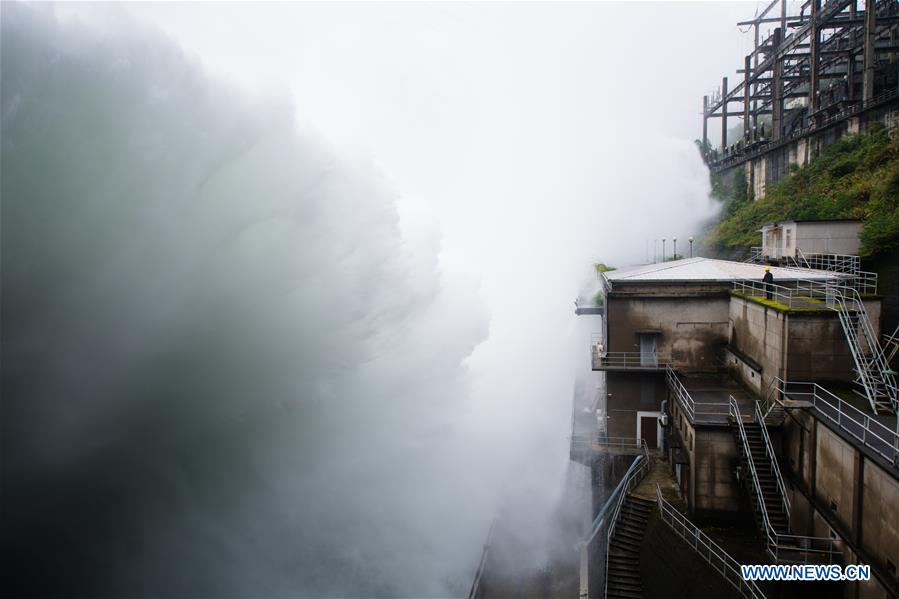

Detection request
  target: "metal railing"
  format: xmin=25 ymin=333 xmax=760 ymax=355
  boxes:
xmin=707 ymin=87 xmax=899 ymax=172
xmin=604 ymin=450 xmax=652 ymax=599
xmin=730 ymin=397 xmax=842 ymax=564
xmin=592 ymin=349 xmax=672 ymax=370
xmin=766 ymin=378 xmax=899 ymax=468
xmin=667 ymin=365 xmax=730 ymax=424
xmin=467 ymin=519 xmax=496 ymax=599
xmin=570 ymin=436 xmax=651 ymax=455
xmin=655 ymin=484 xmax=768 ymax=599
xmin=580 ymin=450 xmax=651 ymax=599
xmin=754 ymin=400 xmax=792 ymax=528
xmin=803 ymin=252 xmax=860 ymax=275
xmin=830 ymin=284 xmax=897 ymax=413
xmin=731 ymin=278 xmax=826 ymax=309
xmin=745 ymin=246 xmax=764 ymax=264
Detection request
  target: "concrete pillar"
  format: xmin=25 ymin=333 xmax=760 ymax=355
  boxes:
xmin=753 ymin=24 xmax=760 ymax=131
xmin=863 ymin=0 xmax=876 ymax=103
xmin=702 ymin=95 xmax=709 ymax=157
xmin=772 ymin=28 xmax=784 ymax=140
xmin=809 ymin=0 xmax=820 ymax=114
xmin=780 ymin=0 xmax=787 ymax=37
xmin=744 ymin=55 xmax=751 ymax=143
xmin=852 ymin=452 xmax=864 ymax=546
xmin=721 ymin=76 xmax=728 ymax=150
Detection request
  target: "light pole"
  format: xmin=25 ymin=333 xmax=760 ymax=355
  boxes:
xmin=689 ymin=236 xmax=694 ymax=258
xmin=673 ymin=237 xmax=678 ymax=260
xmin=662 ymin=238 xmax=666 ymax=261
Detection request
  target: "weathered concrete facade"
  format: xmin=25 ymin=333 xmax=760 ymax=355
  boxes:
xmin=781 ymin=408 xmax=899 ymax=597
xmin=724 ymin=101 xmax=899 ymax=200
xmin=727 ymin=295 xmax=881 ymax=393
xmin=606 ymin=290 xmax=730 ymax=372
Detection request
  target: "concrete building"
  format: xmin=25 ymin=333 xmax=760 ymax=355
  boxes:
xmin=592 ymin=256 xmax=898 ymax=597
xmin=760 ymin=219 xmax=863 ymax=261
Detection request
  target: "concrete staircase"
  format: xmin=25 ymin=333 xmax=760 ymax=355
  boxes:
xmin=606 ymin=495 xmax=653 ymax=599
xmin=733 ymin=421 xmax=790 ymax=537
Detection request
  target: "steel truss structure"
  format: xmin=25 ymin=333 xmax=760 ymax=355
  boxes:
xmin=702 ymin=0 xmax=899 ymax=171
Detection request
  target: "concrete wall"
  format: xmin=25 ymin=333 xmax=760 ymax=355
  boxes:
xmin=782 ymin=409 xmax=899 ymax=595
xmin=862 ymin=463 xmax=899 ymax=586
xmin=785 ymin=313 xmax=854 ymax=383
xmin=728 ymin=296 xmax=787 ymax=392
xmin=606 ymin=293 xmax=730 ymax=371
xmin=814 ymin=424 xmax=860 ymax=533
xmin=691 ymin=427 xmax=741 ymax=518
xmin=794 ymin=221 xmax=863 ymax=256
xmin=729 ymin=295 xmax=856 ymax=390
xmin=605 ymin=372 xmax=666 ymax=440
xmin=722 ymin=100 xmax=899 ymax=200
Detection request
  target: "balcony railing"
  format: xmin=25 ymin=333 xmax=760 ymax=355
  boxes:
xmin=592 ymin=350 xmax=672 ymax=371
xmin=666 ymin=365 xmax=730 ymax=424
xmin=765 ymin=378 xmax=899 ymax=468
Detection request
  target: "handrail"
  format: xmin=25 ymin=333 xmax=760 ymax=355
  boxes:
xmin=754 ymin=400 xmax=791 ymax=524
xmin=604 ymin=450 xmax=651 ymax=599
xmin=580 ymin=452 xmax=651 ymax=599
xmin=730 ymin=397 xmax=842 ymax=563
xmin=768 ymin=378 xmax=899 ymax=467
xmin=655 ymin=484 xmax=768 ymax=599
xmin=570 ymin=436 xmax=650 ymax=455
xmin=592 ymin=350 xmax=672 ymax=370
xmin=467 ymin=519 xmax=496 ymax=599
xmin=829 ymin=284 xmax=898 ymax=412
xmin=667 ymin=365 xmax=730 ymax=424
xmin=667 ymin=364 xmax=695 ymax=422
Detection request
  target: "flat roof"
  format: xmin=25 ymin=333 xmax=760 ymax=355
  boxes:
xmin=760 ymin=219 xmax=862 ymax=227
xmin=604 ymin=257 xmax=846 ymax=284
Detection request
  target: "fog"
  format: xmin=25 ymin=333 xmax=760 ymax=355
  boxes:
xmin=2 ymin=2 xmax=753 ymax=597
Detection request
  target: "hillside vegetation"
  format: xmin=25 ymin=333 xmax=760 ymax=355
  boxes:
xmin=708 ymin=125 xmax=899 ymax=256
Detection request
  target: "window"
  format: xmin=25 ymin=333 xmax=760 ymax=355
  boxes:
xmin=785 ymin=227 xmax=792 ymax=250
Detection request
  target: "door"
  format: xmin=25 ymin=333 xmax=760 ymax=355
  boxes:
xmin=640 ymin=416 xmax=658 ymax=449
xmin=639 ymin=334 xmax=658 ymax=366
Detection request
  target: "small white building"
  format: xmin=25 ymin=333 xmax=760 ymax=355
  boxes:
xmin=760 ymin=219 xmax=862 ymax=259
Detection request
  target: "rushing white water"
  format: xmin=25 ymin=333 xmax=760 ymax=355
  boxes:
xmin=1 ymin=5 xmax=495 ymax=596
xmin=1 ymin=3 xmax=727 ymax=597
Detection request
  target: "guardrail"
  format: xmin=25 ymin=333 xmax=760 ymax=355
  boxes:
xmin=655 ymin=484 xmax=768 ymax=599
xmin=579 ymin=450 xmax=651 ymax=599
xmin=592 ymin=350 xmax=672 ymax=370
xmin=730 ymin=397 xmax=842 ymax=564
xmin=754 ymin=400 xmax=791 ymax=528
xmin=706 ymin=87 xmax=899 ymax=172
xmin=604 ymin=449 xmax=652 ymax=599
xmin=467 ymin=519 xmax=496 ymax=599
xmin=733 ymin=276 xmax=877 ymax=305
xmin=766 ymin=378 xmax=899 ymax=468
xmin=570 ymin=436 xmax=651 ymax=455
xmin=666 ymin=365 xmax=730 ymax=424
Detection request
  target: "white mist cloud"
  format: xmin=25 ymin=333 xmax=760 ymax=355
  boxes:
xmin=3 ymin=2 xmax=757 ymax=597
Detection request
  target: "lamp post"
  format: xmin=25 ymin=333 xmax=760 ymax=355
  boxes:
xmin=662 ymin=238 xmax=666 ymax=261
xmin=673 ymin=237 xmax=677 ymax=260
xmin=689 ymin=236 xmax=694 ymax=258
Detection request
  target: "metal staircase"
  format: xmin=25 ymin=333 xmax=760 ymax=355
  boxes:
xmin=883 ymin=325 xmax=899 ymax=368
xmin=605 ymin=495 xmax=653 ymax=599
xmin=730 ymin=400 xmax=791 ymax=540
xmin=729 ymin=397 xmax=840 ymax=564
xmin=829 ymin=284 xmax=898 ymax=414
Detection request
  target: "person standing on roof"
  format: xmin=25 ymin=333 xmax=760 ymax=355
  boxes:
xmin=763 ymin=266 xmax=774 ymax=300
